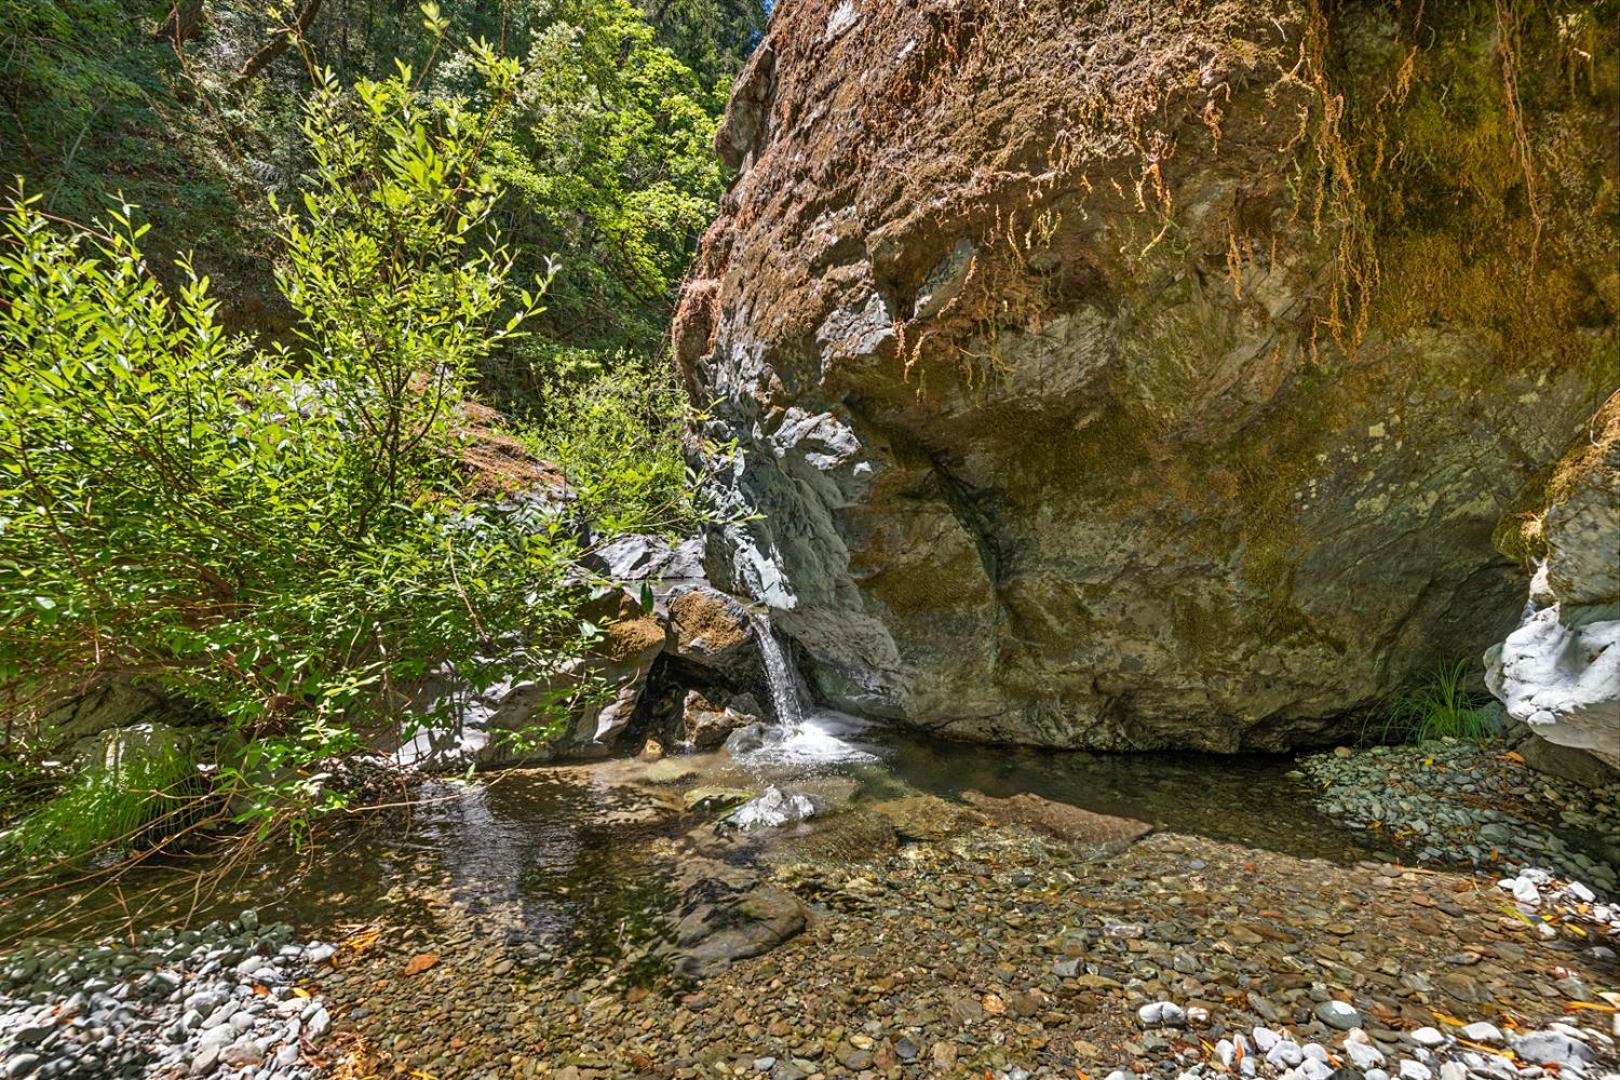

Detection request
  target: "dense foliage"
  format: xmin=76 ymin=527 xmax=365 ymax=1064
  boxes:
xmin=0 ymin=0 xmax=759 ymax=866
xmin=1 ymin=0 xmax=755 ymax=378
xmin=0 ymin=41 xmax=619 ymax=857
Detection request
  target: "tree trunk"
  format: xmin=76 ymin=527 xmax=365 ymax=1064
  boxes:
xmin=236 ymin=0 xmax=325 ymax=82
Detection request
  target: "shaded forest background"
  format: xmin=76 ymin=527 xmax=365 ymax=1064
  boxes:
xmin=1 ymin=0 xmax=765 ymax=407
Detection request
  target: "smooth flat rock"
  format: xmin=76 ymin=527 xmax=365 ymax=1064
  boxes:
xmin=962 ymin=791 xmax=1152 ymax=850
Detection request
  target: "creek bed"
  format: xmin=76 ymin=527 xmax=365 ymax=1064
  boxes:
xmin=2 ymin=731 xmax=1617 ymax=1079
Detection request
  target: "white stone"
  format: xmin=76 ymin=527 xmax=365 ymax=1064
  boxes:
xmin=1138 ymin=1001 xmax=1187 ymax=1027
xmin=1398 ymin=1060 xmax=1432 ymax=1080
xmin=1344 ymin=1035 xmax=1386 ymax=1070
xmin=1409 ymin=1027 xmax=1446 ymax=1049
xmin=1459 ymin=1022 xmax=1505 ymax=1045
xmin=1267 ymin=1041 xmax=1305 ymax=1068
xmin=1486 ymin=602 xmax=1620 ymax=772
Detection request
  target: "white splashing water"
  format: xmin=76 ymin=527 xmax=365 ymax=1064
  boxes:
xmin=741 ymin=613 xmax=878 ymax=768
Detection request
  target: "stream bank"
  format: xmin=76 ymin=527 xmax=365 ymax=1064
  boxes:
xmin=8 ymin=725 xmax=1612 ymax=1080
xmin=289 ymin=739 xmax=1620 ymax=1080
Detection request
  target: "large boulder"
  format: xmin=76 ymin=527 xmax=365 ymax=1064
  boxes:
xmin=41 ymin=682 xmax=199 ymax=751
xmin=1487 ymin=395 xmax=1620 ymax=773
xmin=677 ymin=0 xmax=1618 ymax=750
xmin=666 ymin=585 xmax=760 ymax=685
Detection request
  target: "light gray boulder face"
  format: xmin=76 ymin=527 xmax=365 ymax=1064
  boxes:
xmin=676 ymin=0 xmax=1618 ymax=751
xmin=41 ymin=682 xmax=199 ymax=750
xmin=1486 ymin=399 xmax=1620 ymax=774
xmin=70 ymin=720 xmax=192 ymax=772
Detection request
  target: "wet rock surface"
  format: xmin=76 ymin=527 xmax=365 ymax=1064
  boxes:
xmin=0 ymin=914 xmax=329 ymax=1079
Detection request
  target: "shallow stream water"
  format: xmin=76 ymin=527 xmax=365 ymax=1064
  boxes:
xmin=0 ymin=719 xmax=1391 ymax=969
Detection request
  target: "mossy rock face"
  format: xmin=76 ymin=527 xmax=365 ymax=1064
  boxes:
xmin=679 ymin=0 xmax=1619 ymax=751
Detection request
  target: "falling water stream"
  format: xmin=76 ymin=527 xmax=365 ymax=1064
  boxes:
xmin=751 ymin=613 xmax=804 ymax=729
xmin=737 ymin=612 xmax=878 ymax=769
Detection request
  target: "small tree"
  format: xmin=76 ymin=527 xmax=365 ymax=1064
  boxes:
xmin=0 ymin=36 xmax=585 ymax=845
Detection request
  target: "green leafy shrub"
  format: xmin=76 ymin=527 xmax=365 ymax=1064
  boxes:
xmin=1363 ymin=660 xmax=1500 ymax=745
xmin=0 ymin=42 xmax=594 ymax=836
xmin=530 ymin=365 xmax=703 ymax=537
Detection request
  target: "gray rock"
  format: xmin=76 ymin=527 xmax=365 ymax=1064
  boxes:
xmin=3 ymin=1056 xmax=41 ymax=1079
xmin=585 ymin=534 xmax=705 ymax=583
xmin=1511 ymin=1030 xmax=1596 ymax=1067
xmin=682 ymin=690 xmax=762 ymax=750
xmin=189 ymin=1045 xmax=220 ymax=1076
xmin=8 ymin=1023 xmax=51 ymax=1046
xmin=219 ymin=1039 xmax=264 ymax=1069
xmin=1316 ymin=1000 xmax=1360 ymax=1030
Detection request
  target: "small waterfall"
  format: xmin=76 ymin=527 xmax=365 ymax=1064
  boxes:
xmin=751 ymin=613 xmax=805 ymax=730
xmin=735 ymin=611 xmax=877 ymax=768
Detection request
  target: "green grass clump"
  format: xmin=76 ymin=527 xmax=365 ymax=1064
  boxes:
xmin=1364 ymin=660 xmax=1500 ymax=745
xmin=2 ymin=736 xmax=207 ymax=867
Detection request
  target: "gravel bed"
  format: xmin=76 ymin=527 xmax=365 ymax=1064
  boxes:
xmin=1083 ymin=1011 xmax=1618 ymax=1080
xmin=0 ymin=912 xmax=333 ymax=1079
xmin=1299 ymin=742 xmax=1620 ymax=894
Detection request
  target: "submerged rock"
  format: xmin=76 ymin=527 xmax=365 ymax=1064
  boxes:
xmin=677 ymin=0 xmax=1618 ymax=751
xmin=962 ymin=791 xmax=1151 ymax=851
xmin=728 ymin=786 xmax=819 ymax=830
xmin=664 ymin=857 xmax=809 ymax=978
